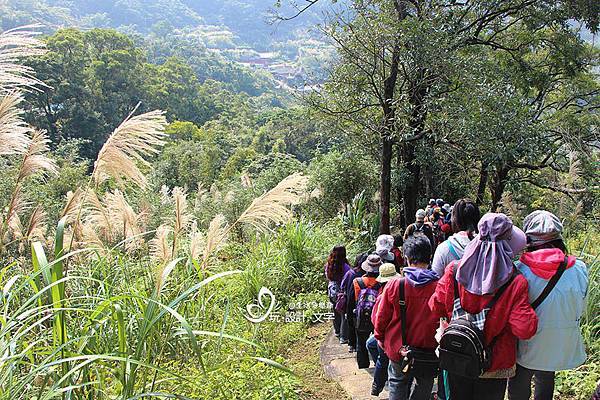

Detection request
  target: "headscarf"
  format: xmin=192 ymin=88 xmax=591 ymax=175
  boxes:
xmin=457 ymin=213 xmax=527 ymax=295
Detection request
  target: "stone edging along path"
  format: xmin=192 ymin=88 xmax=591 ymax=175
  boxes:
xmin=319 ymin=328 xmax=390 ymax=400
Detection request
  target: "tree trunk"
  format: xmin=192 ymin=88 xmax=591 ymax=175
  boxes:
xmin=400 ymin=142 xmax=420 ymax=226
xmin=379 ymin=137 xmax=393 ymax=234
xmin=490 ymin=164 xmax=510 ymax=212
xmin=476 ymin=161 xmax=489 ymax=207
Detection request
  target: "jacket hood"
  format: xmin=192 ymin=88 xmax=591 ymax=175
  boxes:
xmin=447 ymin=234 xmax=472 ymax=257
xmin=403 ymin=267 xmax=439 ymax=286
xmin=519 ymin=248 xmax=576 ymax=279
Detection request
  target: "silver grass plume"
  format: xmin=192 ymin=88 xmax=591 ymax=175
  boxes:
xmin=0 ymin=25 xmax=46 ymax=92
xmin=93 ymin=109 xmax=167 ymax=188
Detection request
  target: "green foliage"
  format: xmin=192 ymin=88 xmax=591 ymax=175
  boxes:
xmin=307 ymin=150 xmax=378 ymax=218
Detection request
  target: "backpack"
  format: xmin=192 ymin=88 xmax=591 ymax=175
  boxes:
xmin=334 ymin=284 xmax=347 ymax=315
xmin=327 ymin=281 xmax=341 ymax=304
xmin=355 ymin=278 xmax=381 ymax=332
xmin=438 ymin=263 xmax=515 ymax=378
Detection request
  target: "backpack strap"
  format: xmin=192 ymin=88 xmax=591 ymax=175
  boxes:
xmin=357 ymin=277 xmax=366 ymax=290
xmin=447 ymin=240 xmax=460 ymax=259
xmin=398 ymin=278 xmax=408 ymax=345
xmin=452 ymin=261 xmax=460 ymax=300
xmin=484 ymin=270 xmax=516 ymax=311
xmin=530 ymin=256 xmax=568 ymax=310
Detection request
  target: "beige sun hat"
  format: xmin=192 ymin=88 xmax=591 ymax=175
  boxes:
xmin=376 ymin=263 xmax=401 ymax=283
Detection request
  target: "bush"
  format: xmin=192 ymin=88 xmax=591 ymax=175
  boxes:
xmin=307 ymin=150 xmax=378 ymax=218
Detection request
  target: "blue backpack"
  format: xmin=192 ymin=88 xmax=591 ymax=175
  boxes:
xmin=355 ymin=278 xmax=381 ymax=332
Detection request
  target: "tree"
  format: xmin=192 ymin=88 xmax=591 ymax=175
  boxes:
xmin=299 ymin=0 xmax=599 ymax=231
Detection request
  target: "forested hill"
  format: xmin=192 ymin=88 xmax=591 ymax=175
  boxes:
xmin=0 ymin=0 xmax=331 ymax=49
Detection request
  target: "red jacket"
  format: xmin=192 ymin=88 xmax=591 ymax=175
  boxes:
xmin=373 ymin=278 xmax=439 ymax=362
xmin=429 ymin=264 xmax=538 ymax=371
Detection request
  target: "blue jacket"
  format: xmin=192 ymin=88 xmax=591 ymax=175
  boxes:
xmin=516 ymin=256 xmax=588 ymax=371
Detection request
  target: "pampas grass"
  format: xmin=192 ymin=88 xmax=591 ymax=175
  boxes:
xmin=17 ymin=130 xmax=58 ymax=180
xmin=172 ymin=187 xmax=190 ymax=252
xmin=236 ymin=173 xmax=308 ymax=232
xmin=92 ymin=109 xmax=167 ymax=188
xmin=0 ymin=130 xmax=56 ymax=249
xmin=0 ymin=25 xmax=46 ymax=92
xmin=202 ymin=214 xmax=228 ymax=266
xmin=150 ymin=224 xmax=172 ymax=263
xmin=0 ymin=92 xmax=31 ymax=155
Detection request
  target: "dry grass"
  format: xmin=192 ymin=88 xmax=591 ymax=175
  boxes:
xmin=285 ymin=323 xmax=349 ymax=400
xmin=93 ymin=109 xmax=167 ymax=188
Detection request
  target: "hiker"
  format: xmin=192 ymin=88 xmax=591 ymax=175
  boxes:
xmin=366 ymin=262 xmax=400 ymax=396
xmin=430 ymin=206 xmax=448 ymax=245
xmin=341 ymin=252 xmax=368 ymax=352
xmin=508 ymin=210 xmax=589 ymax=400
xmin=431 ymin=198 xmax=481 ymax=277
xmin=391 ymin=235 xmax=404 ymax=272
xmin=404 ymin=209 xmax=434 ymax=251
xmin=425 ymin=199 xmax=436 ymax=217
xmin=325 ymin=245 xmax=351 ymax=341
xmin=348 ymin=253 xmax=382 ymax=369
xmin=429 ymin=213 xmax=538 ymax=400
xmin=376 ymin=234 xmax=397 ymax=265
xmin=374 ymin=235 xmax=440 ymax=400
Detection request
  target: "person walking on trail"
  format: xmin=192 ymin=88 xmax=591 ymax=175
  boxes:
xmin=341 ymin=252 xmax=368 ymax=352
xmin=374 ymin=235 xmax=440 ymax=400
xmin=429 ymin=213 xmax=538 ymax=400
xmin=391 ymin=235 xmax=404 ymax=272
xmin=376 ymin=234 xmax=402 ymax=271
xmin=508 ymin=210 xmax=589 ymax=400
xmin=376 ymin=234 xmax=396 ymax=262
xmin=404 ymin=209 xmax=435 ymax=251
xmin=425 ymin=199 xmax=436 ymax=217
xmin=348 ymin=254 xmax=383 ymax=369
xmin=431 ymin=198 xmax=481 ymax=278
xmin=367 ymin=262 xmax=400 ymax=396
xmin=324 ymin=245 xmax=351 ymax=341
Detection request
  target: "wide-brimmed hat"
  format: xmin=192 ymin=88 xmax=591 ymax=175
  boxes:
xmin=376 ymin=263 xmax=401 ymax=283
xmin=523 ymin=210 xmax=563 ymax=247
xmin=361 ymin=254 xmax=382 ymax=273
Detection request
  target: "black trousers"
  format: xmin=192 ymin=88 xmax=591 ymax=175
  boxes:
xmin=508 ymin=364 xmax=555 ymax=400
xmin=356 ymin=330 xmax=372 ymax=368
xmin=347 ymin=316 xmax=357 ymax=348
xmin=448 ymin=373 xmax=507 ymax=400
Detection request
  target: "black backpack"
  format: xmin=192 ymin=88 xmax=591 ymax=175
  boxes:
xmin=438 ymin=264 xmax=515 ymax=379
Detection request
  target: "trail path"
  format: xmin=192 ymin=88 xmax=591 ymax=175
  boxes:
xmin=320 ymin=328 xmax=390 ymax=400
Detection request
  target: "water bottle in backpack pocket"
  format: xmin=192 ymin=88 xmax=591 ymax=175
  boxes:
xmin=354 ymin=278 xmax=380 ymax=332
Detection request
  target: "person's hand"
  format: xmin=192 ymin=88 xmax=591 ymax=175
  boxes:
xmin=435 ymin=318 xmax=449 ymax=343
